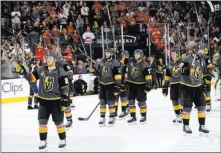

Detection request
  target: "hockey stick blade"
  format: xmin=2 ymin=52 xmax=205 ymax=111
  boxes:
xmin=77 ymin=102 xmax=100 ymax=121
xmin=78 ymin=117 xmax=89 ymax=121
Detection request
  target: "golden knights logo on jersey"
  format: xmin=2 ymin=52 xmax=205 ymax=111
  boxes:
xmin=102 ymin=66 xmax=109 ymax=78
xmin=43 ymin=76 xmax=54 ymax=92
xmin=131 ymin=67 xmax=139 ymax=78
xmin=192 ymin=66 xmax=203 ymax=80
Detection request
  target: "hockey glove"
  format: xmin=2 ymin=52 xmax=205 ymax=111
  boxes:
xmin=15 ymin=64 xmax=26 ymax=75
xmin=180 ymin=62 xmax=191 ymax=76
xmin=114 ymin=85 xmax=121 ymax=96
xmin=145 ymin=84 xmax=152 ymax=93
xmin=119 ymin=83 xmax=127 ymax=92
xmin=162 ymin=88 xmax=168 ymax=97
xmin=60 ymin=95 xmax=70 ymax=111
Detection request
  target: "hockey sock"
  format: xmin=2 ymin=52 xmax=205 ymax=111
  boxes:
xmin=182 ymin=113 xmax=190 ymax=125
xmin=198 ymin=112 xmax=206 ymax=125
xmin=39 ymin=125 xmax=47 ymax=140
xmin=121 ymin=100 xmax=128 ymax=111
xmin=205 ymin=96 xmax=211 ymax=105
xmin=140 ymin=106 xmax=147 ymax=117
xmin=129 ymin=105 xmax=136 ymax=117
xmin=100 ymin=105 xmax=106 ymax=117
xmin=173 ymin=105 xmax=180 ymax=115
xmin=28 ymin=95 xmax=33 ymax=106
xmin=64 ymin=107 xmax=72 ymax=121
xmin=57 ymin=125 xmax=66 ymax=140
xmin=109 ymin=105 xmax=115 ymax=117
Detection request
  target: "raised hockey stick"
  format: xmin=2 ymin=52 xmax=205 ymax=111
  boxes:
xmin=78 ymin=102 xmax=100 ymax=121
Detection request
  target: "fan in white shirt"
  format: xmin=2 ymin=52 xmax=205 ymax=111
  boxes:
xmin=81 ymin=3 xmax=89 ymax=17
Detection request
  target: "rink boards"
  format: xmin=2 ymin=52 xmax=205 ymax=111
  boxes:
xmin=1 ymin=74 xmax=96 ymax=103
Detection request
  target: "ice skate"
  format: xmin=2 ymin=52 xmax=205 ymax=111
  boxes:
xmin=34 ymin=105 xmax=39 ymax=109
xmin=39 ymin=140 xmax=47 ymax=151
xmin=119 ymin=109 xmax=129 ymax=119
xmin=65 ymin=120 xmax=73 ymax=129
xmin=199 ymin=125 xmax=209 ymax=136
xmin=99 ymin=117 xmax=106 ymax=127
xmin=173 ymin=114 xmax=182 ymax=123
xmin=127 ymin=116 xmax=137 ymax=125
xmin=108 ymin=117 xmax=115 ymax=127
xmin=27 ymin=106 xmax=34 ymax=110
xmin=58 ymin=139 xmax=66 ymax=150
xmin=206 ymin=104 xmax=211 ymax=112
xmin=140 ymin=116 xmax=146 ymax=124
xmin=183 ymin=125 xmax=192 ymax=135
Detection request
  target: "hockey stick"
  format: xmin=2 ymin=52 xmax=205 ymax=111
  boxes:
xmin=78 ymin=102 xmax=100 ymax=121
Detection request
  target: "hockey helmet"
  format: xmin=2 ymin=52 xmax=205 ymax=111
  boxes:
xmin=105 ymin=48 xmax=114 ymax=55
xmin=134 ymin=49 xmax=144 ymax=57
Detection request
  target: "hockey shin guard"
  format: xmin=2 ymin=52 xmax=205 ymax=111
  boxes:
xmin=121 ymin=96 xmax=128 ymax=112
xmin=172 ymin=100 xmax=180 ymax=115
xmin=64 ymin=106 xmax=72 ymax=121
xmin=139 ymin=102 xmax=147 ymax=117
xmin=129 ymin=100 xmax=136 ymax=117
xmin=56 ymin=124 xmax=66 ymax=140
xmin=39 ymin=125 xmax=48 ymax=141
xmin=108 ymin=100 xmax=115 ymax=117
xmin=100 ymin=99 xmax=106 ymax=117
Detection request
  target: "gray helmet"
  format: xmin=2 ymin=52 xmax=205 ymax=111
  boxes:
xmin=134 ymin=49 xmax=144 ymax=57
xmin=105 ymin=48 xmax=114 ymax=55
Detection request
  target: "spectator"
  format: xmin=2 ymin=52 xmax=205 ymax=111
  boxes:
xmin=51 ymin=25 xmax=60 ymax=43
xmin=31 ymin=7 xmax=39 ymax=23
xmin=92 ymin=21 xmax=100 ymax=35
xmin=11 ymin=7 xmax=21 ymax=31
xmin=1 ymin=9 xmax=10 ymax=27
xmin=72 ymin=29 xmax=80 ymax=44
xmin=35 ymin=43 xmax=45 ymax=62
xmin=63 ymin=2 xmax=70 ymax=18
xmin=82 ymin=26 xmax=95 ymax=58
xmin=67 ymin=22 xmax=74 ymax=36
xmin=74 ymin=75 xmax=88 ymax=95
xmin=27 ymin=26 xmax=40 ymax=53
xmin=81 ymin=2 xmax=89 ymax=19
xmin=76 ymin=60 xmax=87 ymax=74
xmin=58 ymin=9 xmax=68 ymax=29
xmin=76 ymin=15 xmax=84 ymax=34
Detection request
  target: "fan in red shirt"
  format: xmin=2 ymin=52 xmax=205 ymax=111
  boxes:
xmin=63 ymin=46 xmax=73 ymax=62
xmin=35 ymin=43 xmax=45 ymax=62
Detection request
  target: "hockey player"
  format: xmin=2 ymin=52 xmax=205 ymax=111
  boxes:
xmin=56 ymin=57 xmax=74 ymax=128
xmin=98 ymin=48 xmax=122 ymax=126
xmin=198 ymin=49 xmax=213 ymax=112
xmin=162 ymin=51 xmax=182 ymax=123
xmin=27 ymin=57 xmax=39 ymax=109
xmin=114 ymin=52 xmax=129 ymax=119
xmin=15 ymin=51 xmax=69 ymax=150
xmin=121 ymin=49 xmax=152 ymax=124
xmin=176 ymin=48 xmax=210 ymax=135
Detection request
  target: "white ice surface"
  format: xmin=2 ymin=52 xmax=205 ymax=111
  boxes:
xmin=2 ymin=88 xmax=220 ymax=152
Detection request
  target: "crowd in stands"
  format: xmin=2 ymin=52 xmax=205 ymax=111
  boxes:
xmin=1 ymin=1 xmax=221 ymax=87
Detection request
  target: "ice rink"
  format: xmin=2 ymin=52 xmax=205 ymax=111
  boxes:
xmin=2 ymin=88 xmax=220 ymax=152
